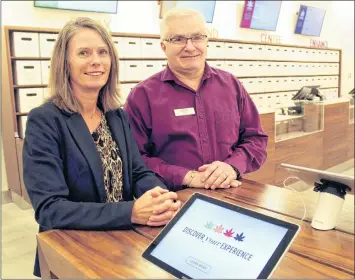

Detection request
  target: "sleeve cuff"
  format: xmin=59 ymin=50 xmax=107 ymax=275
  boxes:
xmin=164 ymin=165 xmax=190 ymax=191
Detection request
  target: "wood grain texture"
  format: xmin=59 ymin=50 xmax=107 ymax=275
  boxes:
xmin=243 ymin=113 xmax=276 ymax=184
xmin=273 ymin=131 xmax=323 ymax=186
xmin=271 ymin=253 xmax=353 ymax=279
xmin=38 ymin=230 xmax=174 ymax=279
xmin=37 ymin=184 xmax=354 ymax=279
xmin=15 ymin=138 xmax=31 ymax=204
xmin=37 ymin=228 xmax=353 ymax=279
xmin=347 ymin=123 xmax=354 ymax=159
xmin=138 ymin=185 xmax=354 ymax=275
xmin=323 ymin=103 xmax=350 ymax=169
xmin=220 ymin=179 xmax=354 ymax=234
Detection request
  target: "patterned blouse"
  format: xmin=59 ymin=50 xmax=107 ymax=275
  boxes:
xmin=92 ymin=113 xmax=123 ymax=202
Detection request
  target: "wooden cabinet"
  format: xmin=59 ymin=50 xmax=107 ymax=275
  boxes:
xmin=243 ymin=113 xmax=275 ymax=184
xmin=322 ymin=102 xmax=349 ymax=169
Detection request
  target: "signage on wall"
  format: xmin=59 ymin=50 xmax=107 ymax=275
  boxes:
xmin=310 ymin=39 xmax=328 ymax=48
xmin=260 ymin=34 xmax=281 ymax=44
xmin=207 ymin=28 xmax=219 ymax=39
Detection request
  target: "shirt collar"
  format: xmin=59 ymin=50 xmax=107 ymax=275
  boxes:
xmin=161 ymin=62 xmax=212 ymax=82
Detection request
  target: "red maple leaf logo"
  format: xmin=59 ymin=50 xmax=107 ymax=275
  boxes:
xmin=224 ymin=228 xmax=234 ymax=237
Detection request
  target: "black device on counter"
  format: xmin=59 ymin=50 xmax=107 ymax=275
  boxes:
xmin=287 ymin=106 xmax=303 ymax=115
xmin=292 ymin=86 xmax=323 ymax=101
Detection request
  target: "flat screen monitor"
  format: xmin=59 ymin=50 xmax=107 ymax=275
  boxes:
xmin=34 ymin=1 xmax=118 ymax=14
xmin=240 ymin=1 xmax=282 ymax=31
xmin=159 ymin=1 xmax=216 ymax=23
xmin=294 ymin=5 xmax=326 ymax=37
xmin=292 ymin=85 xmax=321 ymax=101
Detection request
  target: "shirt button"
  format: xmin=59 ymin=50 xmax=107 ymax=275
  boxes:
xmin=203 ymin=137 xmax=208 ymax=142
xmin=199 ymin=115 xmax=204 ymax=119
xmin=196 ymin=93 xmax=200 ymax=97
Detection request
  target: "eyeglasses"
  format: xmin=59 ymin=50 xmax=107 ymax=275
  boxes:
xmin=164 ymin=34 xmax=208 ymax=45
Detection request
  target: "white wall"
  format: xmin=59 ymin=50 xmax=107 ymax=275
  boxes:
xmin=2 ymin=1 xmax=353 ymax=95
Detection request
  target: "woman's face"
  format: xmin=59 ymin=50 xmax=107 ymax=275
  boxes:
xmin=68 ymin=28 xmax=111 ymax=94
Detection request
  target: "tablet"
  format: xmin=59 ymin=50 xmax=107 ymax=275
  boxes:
xmin=281 ymin=163 xmax=354 ymax=194
xmin=142 ymin=193 xmax=300 ymax=279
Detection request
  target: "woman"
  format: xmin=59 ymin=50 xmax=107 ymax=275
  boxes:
xmin=23 ymin=17 xmax=181 ymax=277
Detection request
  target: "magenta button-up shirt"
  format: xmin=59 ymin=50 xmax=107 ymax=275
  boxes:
xmin=124 ymin=63 xmax=268 ymax=191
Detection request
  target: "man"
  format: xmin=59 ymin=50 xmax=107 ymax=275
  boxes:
xmin=124 ymin=7 xmax=268 ymax=191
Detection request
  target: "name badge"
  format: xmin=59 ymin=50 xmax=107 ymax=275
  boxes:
xmin=174 ymin=107 xmax=196 ymax=117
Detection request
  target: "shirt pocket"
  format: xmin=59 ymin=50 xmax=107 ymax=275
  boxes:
xmin=214 ymin=111 xmax=239 ymax=145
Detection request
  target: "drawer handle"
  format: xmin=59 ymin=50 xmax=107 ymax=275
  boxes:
xmin=130 ymin=65 xmax=137 ymax=67
xmin=21 ymin=37 xmax=32 ymax=41
xmin=24 ymin=66 xmax=35 ymax=69
xmin=113 ymin=41 xmax=118 ymax=44
xmin=146 ymin=42 xmax=153 ymax=45
xmin=46 ymin=39 xmax=56 ymax=42
xmin=26 ymin=93 xmax=37 ymax=97
xmin=146 ymin=65 xmax=153 ymax=67
xmin=128 ymin=42 xmax=136 ymax=45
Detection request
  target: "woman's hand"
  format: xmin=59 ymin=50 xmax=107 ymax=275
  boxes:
xmin=131 ymin=187 xmax=180 ymax=226
xmin=147 ymin=189 xmax=182 ymax=226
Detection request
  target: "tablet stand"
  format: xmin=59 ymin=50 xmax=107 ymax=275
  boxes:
xmin=311 ymin=179 xmax=351 ymax=230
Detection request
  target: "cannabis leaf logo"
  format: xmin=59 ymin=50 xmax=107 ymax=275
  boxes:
xmin=214 ymin=225 xmax=224 ymax=234
xmin=234 ymin=232 xmax=245 ymax=242
xmin=224 ymin=228 xmax=235 ymax=237
xmin=204 ymin=221 xmax=215 ymax=230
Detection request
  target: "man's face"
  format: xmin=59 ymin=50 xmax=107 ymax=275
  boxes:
xmin=161 ymin=15 xmax=208 ymax=75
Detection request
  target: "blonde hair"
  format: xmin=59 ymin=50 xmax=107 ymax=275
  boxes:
xmin=48 ymin=17 xmax=121 ymax=113
xmin=160 ymin=7 xmax=207 ymax=40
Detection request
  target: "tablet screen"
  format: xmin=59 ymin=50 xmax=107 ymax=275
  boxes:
xmin=143 ymin=193 xmax=299 ymax=279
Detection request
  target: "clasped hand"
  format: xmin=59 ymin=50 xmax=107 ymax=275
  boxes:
xmin=131 ymin=187 xmax=181 ymax=227
xmin=184 ymin=161 xmax=242 ymax=189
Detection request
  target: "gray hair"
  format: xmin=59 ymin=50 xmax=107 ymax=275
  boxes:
xmin=160 ymin=7 xmax=208 ymax=40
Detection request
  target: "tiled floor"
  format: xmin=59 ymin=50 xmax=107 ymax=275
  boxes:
xmin=1 ymin=160 xmax=354 ymax=279
xmin=2 ymin=203 xmax=38 ymax=279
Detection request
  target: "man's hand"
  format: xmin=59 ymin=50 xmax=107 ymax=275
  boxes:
xmin=198 ymin=161 xmax=242 ymax=189
xmin=182 ymin=169 xmax=241 ymax=189
xmin=131 ymin=187 xmax=180 ymax=226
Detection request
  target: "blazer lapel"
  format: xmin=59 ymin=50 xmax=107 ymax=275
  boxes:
xmin=106 ymin=111 xmax=127 ymax=164
xmin=106 ymin=111 xmax=131 ymax=199
xmin=66 ymin=113 xmax=106 ymax=202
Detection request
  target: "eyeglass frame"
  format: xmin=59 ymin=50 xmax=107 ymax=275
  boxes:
xmin=163 ymin=34 xmax=208 ymax=45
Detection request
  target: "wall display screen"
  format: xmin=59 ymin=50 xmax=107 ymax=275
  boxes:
xmin=34 ymin=1 xmax=118 ymax=14
xmin=294 ymin=5 xmax=326 ymax=37
xmin=240 ymin=0 xmax=282 ymax=31
xmin=159 ymin=1 xmax=216 ymax=23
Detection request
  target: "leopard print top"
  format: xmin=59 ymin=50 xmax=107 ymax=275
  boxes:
xmin=92 ymin=113 xmax=123 ymax=202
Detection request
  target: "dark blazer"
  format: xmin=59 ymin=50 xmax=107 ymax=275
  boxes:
xmin=23 ymin=101 xmax=166 ymax=276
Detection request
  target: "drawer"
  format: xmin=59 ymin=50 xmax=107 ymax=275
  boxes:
xmin=39 ymin=33 xmax=58 ymax=57
xmin=40 ymin=60 xmax=51 ymax=85
xmin=16 ymin=88 xmax=44 ymax=112
xmin=141 ymin=38 xmax=165 ymax=58
xmin=14 ymin=60 xmax=42 ymax=85
xmin=12 ymin=32 xmax=39 ymax=57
